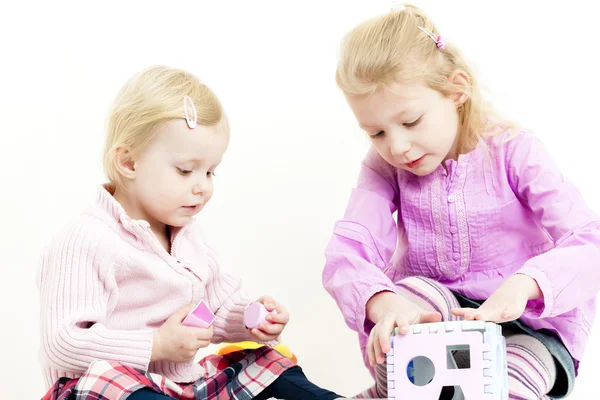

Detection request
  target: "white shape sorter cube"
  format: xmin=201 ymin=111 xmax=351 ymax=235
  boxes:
xmin=387 ymin=320 xmax=508 ymax=400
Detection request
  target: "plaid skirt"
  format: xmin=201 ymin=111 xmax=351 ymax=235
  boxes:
xmin=42 ymin=347 xmax=296 ymax=400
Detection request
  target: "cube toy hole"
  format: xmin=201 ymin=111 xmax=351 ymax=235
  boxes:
xmin=447 ymin=344 xmax=471 ymax=369
xmin=407 ymin=356 xmax=436 ymax=387
xmin=439 ymin=386 xmax=465 ymax=399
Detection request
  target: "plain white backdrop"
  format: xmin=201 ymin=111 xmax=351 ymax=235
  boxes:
xmin=1 ymin=0 xmax=599 ymax=398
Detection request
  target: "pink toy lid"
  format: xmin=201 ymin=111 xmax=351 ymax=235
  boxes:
xmin=244 ymin=302 xmax=276 ymax=329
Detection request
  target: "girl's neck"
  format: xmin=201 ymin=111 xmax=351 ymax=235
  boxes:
xmin=113 ymin=185 xmax=171 ymax=252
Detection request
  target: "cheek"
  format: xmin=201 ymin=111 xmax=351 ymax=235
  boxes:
xmin=371 ymin=141 xmax=396 ymax=165
xmin=205 ymin=181 xmax=215 ymax=201
xmin=371 ymin=139 xmax=389 ymax=155
xmin=139 ymin=170 xmax=181 ymax=205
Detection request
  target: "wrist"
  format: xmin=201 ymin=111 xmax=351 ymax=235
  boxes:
xmin=366 ymin=290 xmax=397 ymax=323
xmin=513 ymin=273 xmax=542 ymax=300
xmin=151 ymin=331 xmax=164 ymax=362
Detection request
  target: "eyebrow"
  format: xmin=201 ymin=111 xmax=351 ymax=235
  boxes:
xmin=359 ymin=108 xmax=415 ymax=129
xmin=175 ymin=157 xmax=222 ymax=166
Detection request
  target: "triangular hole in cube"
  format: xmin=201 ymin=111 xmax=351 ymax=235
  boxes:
xmin=447 ymin=344 xmax=470 ymax=369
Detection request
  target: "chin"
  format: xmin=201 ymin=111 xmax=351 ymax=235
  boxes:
xmin=168 ymin=217 xmax=193 ymax=228
xmin=401 ymin=163 xmax=436 ymax=177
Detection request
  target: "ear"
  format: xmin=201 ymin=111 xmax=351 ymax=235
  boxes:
xmin=450 ymin=70 xmax=471 ymax=107
xmin=114 ymin=146 xmax=137 ymax=180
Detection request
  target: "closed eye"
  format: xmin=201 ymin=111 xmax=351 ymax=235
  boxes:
xmin=176 ymin=167 xmax=192 ymax=176
xmin=404 ymin=115 xmax=423 ymax=127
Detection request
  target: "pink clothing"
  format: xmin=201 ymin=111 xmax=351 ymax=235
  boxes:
xmin=38 ymin=186 xmax=268 ymax=389
xmin=323 ymin=131 xmax=600 ymax=370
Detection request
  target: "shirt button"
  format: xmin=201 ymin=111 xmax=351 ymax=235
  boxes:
xmin=448 ymin=195 xmax=455 ymax=203
xmin=449 ymin=226 xmax=458 ymax=234
xmin=453 ymin=253 xmax=460 ymax=260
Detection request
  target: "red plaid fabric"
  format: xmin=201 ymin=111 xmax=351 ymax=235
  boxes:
xmin=42 ymin=347 xmax=295 ymax=400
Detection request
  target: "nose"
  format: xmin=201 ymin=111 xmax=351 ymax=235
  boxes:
xmin=192 ymin=175 xmax=209 ymax=196
xmin=389 ymin=131 xmax=411 ymax=157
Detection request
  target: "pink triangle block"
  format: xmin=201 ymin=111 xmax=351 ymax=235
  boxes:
xmin=182 ymin=299 xmax=216 ymax=328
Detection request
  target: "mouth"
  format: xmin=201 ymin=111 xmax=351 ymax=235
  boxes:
xmin=405 ymin=155 xmax=425 ymax=169
xmin=183 ymin=204 xmax=202 ymax=213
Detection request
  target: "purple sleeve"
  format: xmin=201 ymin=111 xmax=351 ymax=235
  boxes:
xmin=323 ymin=149 xmax=401 ymax=336
xmin=508 ymin=133 xmax=600 ymax=318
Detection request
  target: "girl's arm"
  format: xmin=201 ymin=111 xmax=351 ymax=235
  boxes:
xmin=323 ymin=148 xmax=401 ymax=336
xmin=37 ymin=221 xmax=154 ymax=376
xmin=509 ymin=132 xmax=600 ymax=318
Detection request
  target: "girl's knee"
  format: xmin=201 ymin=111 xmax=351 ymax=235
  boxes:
xmin=395 ymin=276 xmax=460 ymax=320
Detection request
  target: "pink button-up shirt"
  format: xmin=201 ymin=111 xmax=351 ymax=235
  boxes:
xmin=323 ymin=131 xmax=600 ymax=372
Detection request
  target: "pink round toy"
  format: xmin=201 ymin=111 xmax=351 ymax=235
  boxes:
xmin=244 ymin=302 xmax=277 ymax=329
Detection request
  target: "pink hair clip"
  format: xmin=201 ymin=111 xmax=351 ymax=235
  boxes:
xmin=418 ymin=26 xmax=446 ymax=51
xmin=183 ymin=95 xmax=197 ymax=129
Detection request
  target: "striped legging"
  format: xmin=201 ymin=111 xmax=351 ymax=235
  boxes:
xmin=356 ymin=277 xmax=557 ymax=400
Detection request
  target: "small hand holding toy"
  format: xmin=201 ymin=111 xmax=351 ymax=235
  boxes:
xmin=246 ymin=296 xmax=289 ymax=342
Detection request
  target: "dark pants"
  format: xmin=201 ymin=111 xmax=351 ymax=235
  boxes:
xmin=129 ymin=366 xmax=341 ymax=400
xmin=254 ymin=366 xmax=341 ymax=400
xmin=129 ymin=389 xmax=174 ymax=399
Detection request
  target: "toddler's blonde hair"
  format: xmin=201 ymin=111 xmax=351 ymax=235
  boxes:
xmin=104 ymin=65 xmax=226 ymax=189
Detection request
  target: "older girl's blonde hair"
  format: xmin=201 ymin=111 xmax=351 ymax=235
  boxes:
xmin=103 ymin=65 xmax=226 ymax=189
xmin=336 ymin=4 xmax=515 ymax=154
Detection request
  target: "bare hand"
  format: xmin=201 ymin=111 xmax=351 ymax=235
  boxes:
xmin=248 ymin=296 xmax=289 ymax=342
xmin=151 ymin=304 xmax=214 ymax=363
xmin=451 ymin=274 xmax=542 ymax=323
xmin=366 ymin=292 xmax=441 ymax=366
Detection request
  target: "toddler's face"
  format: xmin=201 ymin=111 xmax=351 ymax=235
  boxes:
xmin=346 ymin=80 xmax=460 ymax=176
xmin=129 ymin=118 xmax=229 ymax=229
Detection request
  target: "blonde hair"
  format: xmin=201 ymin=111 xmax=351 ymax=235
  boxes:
xmin=336 ymin=4 xmax=516 ymax=154
xmin=104 ymin=65 xmax=226 ymax=189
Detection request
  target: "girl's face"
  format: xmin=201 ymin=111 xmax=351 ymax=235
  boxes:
xmin=120 ymin=118 xmax=229 ymax=234
xmin=346 ymin=80 xmax=462 ymax=176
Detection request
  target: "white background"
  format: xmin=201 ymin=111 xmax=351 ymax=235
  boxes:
xmin=1 ymin=0 xmax=599 ymax=398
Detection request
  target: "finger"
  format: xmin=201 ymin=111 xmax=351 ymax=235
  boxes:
xmin=419 ymin=311 xmax=442 ymax=324
xmin=367 ymin=332 xmax=376 ymax=367
xmin=175 ymin=303 xmax=197 ymax=322
xmin=451 ymin=307 xmax=475 ymax=317
xmin=465 ymin=311 xmax=480 ymax=320
xmin=193 ymin=326 xmax=214 ymax=341
xmin=250 ymin=328 xmax=277 ymax=342
xmin=195 ymin=339 xmax=211 ymax=349
xmin=395 ymin=316 xmax=411 ymax=335
xmin=267 ymin=310 xmax=288 ymax=324
xmin=258 ymin=322 xmax=283 ymax=335
xmin=187 ymin=349 xmax=200 ymax=360
xmin=257 ymin=296 xmax=277 ymax=311
xmin=274 ymin=301 xmax=287 ymax=315
xmin=483 ymin=309 xmax=509 ymax=323
xmin=373 ymin=332 xmax=384 ymax=364
xmin=181 ymin=324 xmax=213 ymax=340
xmin=378 ymin=315 xmax=396 ymax=354
xmin=469 ymin=306 xmax=494 ymax=322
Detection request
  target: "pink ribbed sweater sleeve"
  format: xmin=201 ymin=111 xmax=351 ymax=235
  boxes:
xmin=37 ymin=219 xmax=154 ymax=383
